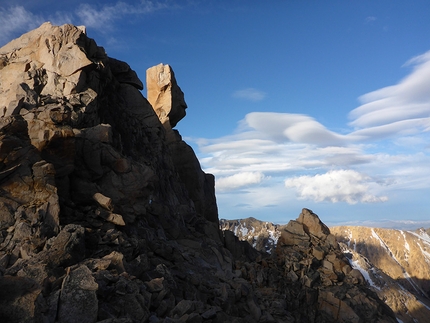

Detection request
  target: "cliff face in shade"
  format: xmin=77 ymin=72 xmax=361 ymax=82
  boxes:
xmin=146 ymin=63 xmax=218 ymax=224
xmin=0 ymin=22 xmax=397 ymax=323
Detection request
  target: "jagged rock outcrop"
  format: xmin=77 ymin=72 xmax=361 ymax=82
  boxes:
xmin=146 ymin=64 xmax=186 ymax=139
xmin=222 ymin=215 xmax=430 ymax=322
xmin=274 ymin=209 xmax=395 ymax=322
xmin=0 ymin=23 xmax=396 ymax=323
xmin=0 ymin=22 xmax=219 ymax=323
xmin=222 ymin=210 xmax=397 ymax=322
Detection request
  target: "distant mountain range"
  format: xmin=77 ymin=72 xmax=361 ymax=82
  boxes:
xmin=219 ymin=217 xmax=280 ymax=254
xmin=221 ymin=217 xmax=430 ymax=323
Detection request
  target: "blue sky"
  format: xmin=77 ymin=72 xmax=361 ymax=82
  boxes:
xmin=2 ymin=1 xmax=430 ymax=228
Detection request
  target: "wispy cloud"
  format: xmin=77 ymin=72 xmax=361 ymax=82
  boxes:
xmin=233 ymin=88 xmax=266 ymax=101
xmin=194 ymin=50 xmax=430 ymax=209
xmin=76 ymin=1 xmax=172 ymax=32
xmin=0 ymin=2 xmax=174 ymax=46
xmin=46 ymin=11 xmax=74 ymax=26
xmin=365 ymin=16 xmax=377 ymax=24
xmin=0 ymin=6 xmax=44 ymax=45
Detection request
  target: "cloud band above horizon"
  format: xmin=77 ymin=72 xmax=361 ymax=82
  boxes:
xmin=194 ymin=50 xmax=430 ymax=208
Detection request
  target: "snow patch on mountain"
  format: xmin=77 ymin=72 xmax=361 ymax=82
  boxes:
xmin=219 ymin=218 xmax=281 ymax=254
xmin=349 ymin=257 xmax=380 ymax=290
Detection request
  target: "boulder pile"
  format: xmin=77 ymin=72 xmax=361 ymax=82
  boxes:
xmin=0 ymin=23 xmax=397 ymax=322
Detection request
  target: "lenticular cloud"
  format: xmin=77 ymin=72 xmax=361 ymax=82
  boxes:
xmin=197 ymin=50 xmax=430 ymax=208
xmin=245 ymin=112 xmax=347 ymax=146
xmin=284 ymin=169 xmax=388 ymax=204
xmin=216 ymin=172 xmax=265 ymax=192
xmin=349 ymin=50 xmax=430 ymax=136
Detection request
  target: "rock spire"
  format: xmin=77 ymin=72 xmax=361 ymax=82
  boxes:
xmin=146 ymin=63 xmax=187 ymax=141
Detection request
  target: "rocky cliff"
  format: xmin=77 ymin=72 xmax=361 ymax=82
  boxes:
xmin=0 ymin=22 xmax=397 ymax=322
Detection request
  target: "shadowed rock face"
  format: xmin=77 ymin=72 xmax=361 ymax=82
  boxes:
xmin=0 ymin=23 xmax=397 ymax=323
xmin=146 ymin=63 xmax=218 ymax=223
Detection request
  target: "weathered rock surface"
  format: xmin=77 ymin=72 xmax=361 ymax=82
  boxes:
xmin=224 ymin=215 xmax=430 ymax=322
xmin=274 ymin=209 xmax=395 ymax=322
xmin=332 ymin=226 xmax=430 ymax=323
xmin=146 ymin=63 xmax=187 ymax=141
xmin=0 ymin=23 xmax=397 ymax=323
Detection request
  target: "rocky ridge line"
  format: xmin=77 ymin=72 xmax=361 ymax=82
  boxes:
xmin=222 ymin=217 xmax=430 ymax=322
xmin=0 ymin=22 xmax=396 ymax=323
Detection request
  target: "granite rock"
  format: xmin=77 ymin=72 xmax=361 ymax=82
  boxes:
xmin=0 ymin=23 xmax=397 ymax=323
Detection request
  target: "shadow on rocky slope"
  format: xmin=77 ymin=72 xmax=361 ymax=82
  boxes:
xmin=333 ymin=226 xmax=430 ymax=323
xmin=0 ymin=23 xmax=397 ymax=322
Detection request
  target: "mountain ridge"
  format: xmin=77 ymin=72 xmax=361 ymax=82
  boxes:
xmin=221 ymin=217 xmax=430 ymax=322
xmin=0 ymin=22 xmax=398 ymax=322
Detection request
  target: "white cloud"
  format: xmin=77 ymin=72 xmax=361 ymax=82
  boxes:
xmin=195 ymin=106 xmax=430 ymax=207
xmin=216 ymin=171 xmax=265 ymax=191
xmin=233 ymin=88 xmax=266 ymax=101
xmin=76 ymin=1 xmax=170 ymax=31
xmin=349 ymin=50 xmax=430 ymax=138
xmin=349 ymin=118 xmax=430 ymax=141
xmin=245 ymin=112 xmax=348 ymax=145
xmin=200 ymin=136 xmax=371 ymax=177
xmin=0 ymin=6 xmax=44 ymax=45
xmin=193 ymin=50 xmax=430 ymax=209
xmin=0 ymin=2 xmax=176 ymax=50
xmin=284 ymin=170 xmax=389 ymax=204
